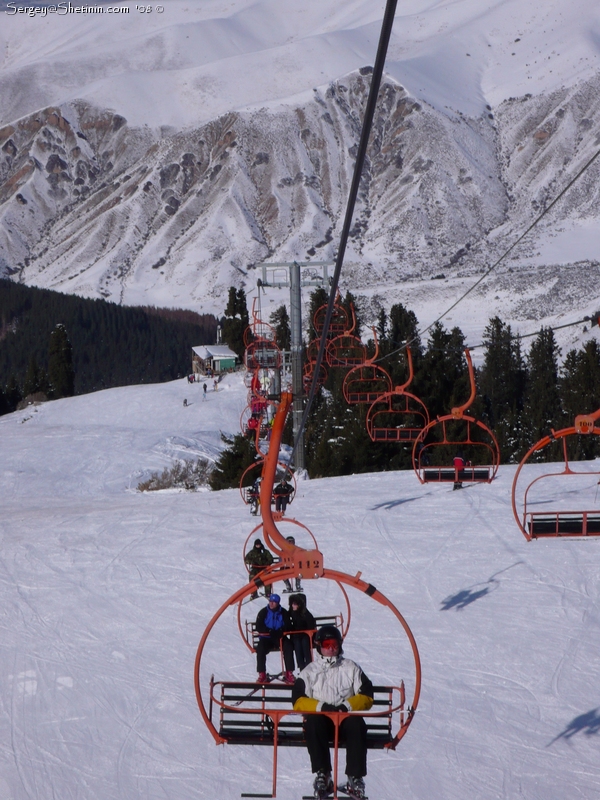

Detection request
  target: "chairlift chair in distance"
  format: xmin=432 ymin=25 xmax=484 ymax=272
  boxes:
xmin=365 ymin=346 xmax=429 ymax=442
xmin=412 ymin=348 xmax=500 ymax=484
xmin=512 ymin=408 xmax=600 ymax=540
xmin=244 ymin=297 xmax=278 ymax=347
xmin=312 ymin=295 xmax=350 ymax=338
xmin=343 ymin=329 xmax=393 ymax=405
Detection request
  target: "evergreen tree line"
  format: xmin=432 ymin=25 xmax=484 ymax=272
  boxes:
xmin=303 ymin=293 xmax=600 ymax=476
xmin=208 ymin=286 xmax=600 ymax=489
xmin=0 ymin=279 xmax=218 ymax=415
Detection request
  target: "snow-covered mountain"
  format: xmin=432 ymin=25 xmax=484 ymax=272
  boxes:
xmin=1 ymin=372 xmax=600 ymax=799
xmin=1 ymin=0 xmax=600 ymax=349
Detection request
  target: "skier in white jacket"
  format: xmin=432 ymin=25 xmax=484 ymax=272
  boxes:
xmin=291 ymin=625 xmax=373 ymax=800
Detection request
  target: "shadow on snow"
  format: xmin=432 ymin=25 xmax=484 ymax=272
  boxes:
xmin=440 ymin=562 xmax=524 ymax=612
xmin=549 ymin=708 xmax=600 ymax=745
xmin=370 ymin=493 xmax=432 ymax=511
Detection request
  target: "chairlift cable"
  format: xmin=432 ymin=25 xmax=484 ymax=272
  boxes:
xmin=414 ymin=146 xmax=600 ymax=342
xmin=289 ymin=0 xmax=399 ymax=465
xmin=370 ymin=147 xmax=600 ymax=365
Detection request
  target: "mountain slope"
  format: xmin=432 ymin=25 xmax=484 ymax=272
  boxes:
xmin=1 ymin=0 xmax=600 ymax=348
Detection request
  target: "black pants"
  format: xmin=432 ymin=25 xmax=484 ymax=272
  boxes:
xmin=292 ymin=632 xmax=312 ymax=671
xmin=275 ymin=496 xmax=289 ymax=512
xmin=304 ymin=714 xmax=367 ymax=778
xmin=255 ymin=636 xmax=295 ymax=673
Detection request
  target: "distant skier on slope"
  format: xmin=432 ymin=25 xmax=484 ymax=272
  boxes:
xmin=453 ymin=452 xmax=465 ymax=490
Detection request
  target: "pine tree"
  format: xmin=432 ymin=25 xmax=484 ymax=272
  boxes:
xmin=375 ymin=308 xmax=388 ymax=353
xmin=209 ymin=433 xmax=256 ymax=490
xmin=269 ymin=305 xmax=291 ymax=351
xmin=48 ymin=324 xmax=75 ymax=398
xmin=386 ymin=303 xmax=423 ymax=387
xmin=0 ymin=386 xmax=8 ymax=416
xmin=5 ymin=375 xmax=22 ymax=411
xmin=560 ymin=340 xmax=600 ymax=460
xmin=479 ymin=317 xmax=526 ymax=462
xmin=221 ymin=287 xmax=249 ymax=358
xmin=521 ymin=327 xmax=562 ymax=459
xmin=417 ymin=322 xmax=468 ymax=420
xmin=23 ymin=355 xmax=49 ymax=397
xmin=306 ymin=288 xmax=329 ymax=341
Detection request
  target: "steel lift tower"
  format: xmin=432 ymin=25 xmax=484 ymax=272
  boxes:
xmin=257 ymin=261 xmax=333 ymax=471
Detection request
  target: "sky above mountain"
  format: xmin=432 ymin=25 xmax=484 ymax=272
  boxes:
xmin=1 ymin=0 xmax=599 ymax=128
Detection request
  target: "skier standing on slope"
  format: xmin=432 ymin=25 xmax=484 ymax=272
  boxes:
xmin=291 ymin=626 xmax=373 ymax=800
xmin=453 ymin=452 xmax=465 ymax=490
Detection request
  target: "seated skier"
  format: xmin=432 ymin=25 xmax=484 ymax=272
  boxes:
xmin=273 ymin=477 xmax=294 ymax=513
xmin=292 ymin=625 xmax=373 ymax=800
xmin=288 ymin=593 xmax=317 ymax=671
xmin=244 ymin=537 xmax=273 ymax=598
xmin=255 ymin=593 xmax=295 ymax=685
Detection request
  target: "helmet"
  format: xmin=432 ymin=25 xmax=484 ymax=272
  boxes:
xmin=253 ymin=538 xmax=263 ymax=548
xmin=313 ymin=625 xmax=343 ymax=655
xmin=286 ymin=536 xmax=295 ymax=544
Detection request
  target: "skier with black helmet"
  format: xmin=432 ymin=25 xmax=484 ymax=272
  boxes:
xmin=244 ymin=538 xmax=274 ymax=599
xmin=291 ymin=625 xmax=373 ymax=799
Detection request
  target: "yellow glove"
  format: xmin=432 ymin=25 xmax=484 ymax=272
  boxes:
xmin=346 ymin=694 xmax=373 ymax=712
xmin=293 ymin=697 xmax=319 ymax=712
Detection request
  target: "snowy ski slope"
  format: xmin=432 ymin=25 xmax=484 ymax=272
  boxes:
xmin=1 ymin=372 xmax=599 ymax=799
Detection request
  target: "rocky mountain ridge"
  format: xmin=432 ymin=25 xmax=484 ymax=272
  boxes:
xmin=1 ymin=68 xmax=600 ymax=348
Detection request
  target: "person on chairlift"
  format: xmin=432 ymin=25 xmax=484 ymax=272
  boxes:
xmin=244 ymin=537 xmax=273 ymax=598
xmin=288 ymin=593 xmax=316 ymax=671
xmin=255 ymin=593 xmax=295 ymax=685
xmin=273 ymin=477 xmax=294 ymax=513
xmin=292 ymin=625 xmax=373 ymax=800
xmin=283 ymin=535 xmax=303 ymax=593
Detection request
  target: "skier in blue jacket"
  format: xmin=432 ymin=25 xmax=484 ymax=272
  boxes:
xmin=255 ymin=593 xmax=295 ymax=684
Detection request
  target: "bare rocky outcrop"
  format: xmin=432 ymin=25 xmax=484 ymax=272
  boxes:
xmin=0 ymin=69 xmax=599 ymax=326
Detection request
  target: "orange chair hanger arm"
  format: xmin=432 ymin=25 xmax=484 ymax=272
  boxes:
xmin=451 ymin=348 xmax=476 ymax=419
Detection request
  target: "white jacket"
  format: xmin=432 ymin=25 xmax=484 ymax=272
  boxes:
xmin=293 ymin=652 xmax=373 ymax=712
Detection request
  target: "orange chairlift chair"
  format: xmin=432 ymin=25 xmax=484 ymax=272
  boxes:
xmin=244 ymin=297 xmax=278 ymax=347
xmin=342 ymin=329 xmax=393 ymax=405
xmin=324 ymin=301 xmax=369 ymax=368
xmin=239 ymin=523 xmax=350 ymax=657
xmin=412 ymin=348 xmax=500 ymax=484
xmin=512 ymin=408 xmax=600 ymax=540
xmin=365 ymin=346 xmax=429 ymax=443
xmin=238 ymin=460 xmax=297 ymax=512
xmin=312 ymin=295 xmax=350 ymax=338
xmin=194 ymin=392 xmax=421 ymax=799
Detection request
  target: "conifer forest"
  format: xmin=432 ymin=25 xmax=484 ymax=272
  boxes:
xmin=0 ymin=280 xmax=218 ymax=414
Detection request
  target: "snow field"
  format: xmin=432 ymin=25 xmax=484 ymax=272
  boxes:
xmin=1 ymin=372 xmax=600 ymax=797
